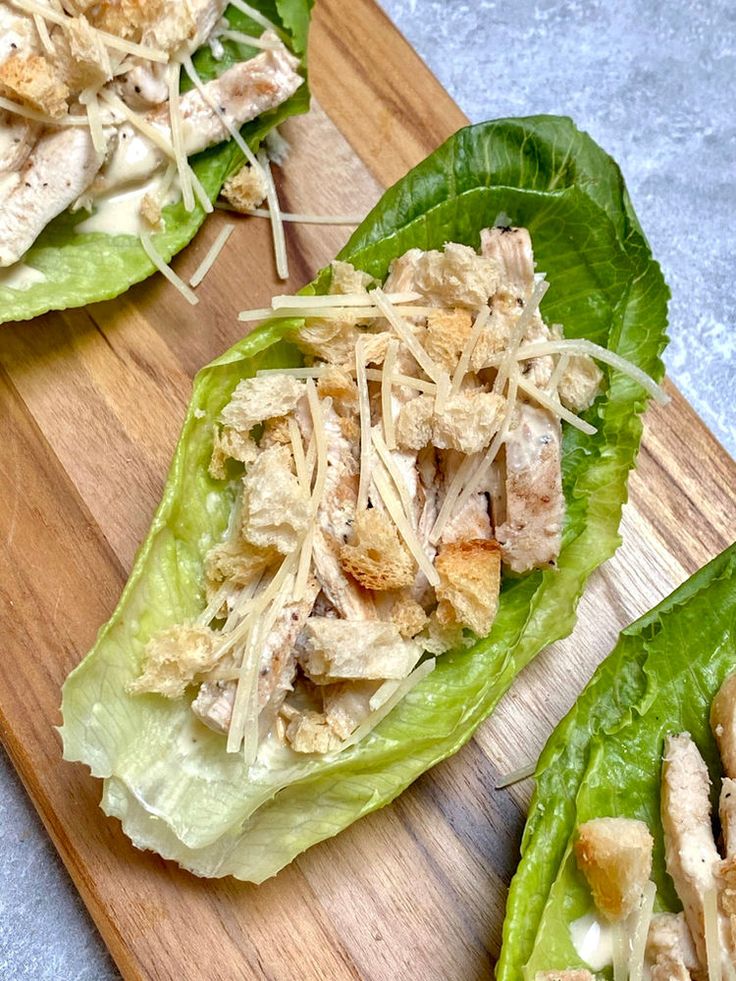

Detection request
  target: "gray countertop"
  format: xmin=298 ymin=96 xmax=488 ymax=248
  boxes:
xmin=1 ymin=2 xmax=734 ymax=978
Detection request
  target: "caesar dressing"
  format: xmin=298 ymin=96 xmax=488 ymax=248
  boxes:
xmin=570 ymin=912 xmax=614 ymax=971
xmin=76 ymin=173 xmax=179 ymax=237
xmin=0 ymin=261 xmax=46 ymax=291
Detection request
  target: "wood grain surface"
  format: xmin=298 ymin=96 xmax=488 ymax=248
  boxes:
xmin=1 ymin=2 xmax=735 ymax=978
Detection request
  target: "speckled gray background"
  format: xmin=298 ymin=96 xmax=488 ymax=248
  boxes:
xmin=1 ymin=2 xmax=734 ymax=978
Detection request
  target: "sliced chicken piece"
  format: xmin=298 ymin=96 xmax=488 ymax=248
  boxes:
xmin=661 ymin=732 xmax=732 ymax=971
xmin=312 ymin=403 xmax=375 ymax=619
xmin=574 ymin=817 xmax=653 ymax=921
xmin=0 ymin=111 xmax=40 ymax=173
xmin=95 ymin=38 xmax=302 ymax=194
xmin=192 ymin=578 xmax=320 ymax=735
xmin=646 ymin=912 xmax=699 ymax=981
xmin=719 ymin=854 xmax=736 ymax=965
xmin=480 ymin=225 xmax=554 ymax=388
xmin=323 ymin=680 xmax=383 ymax=739
xmin=711 ymin=671 xmax=736 ymax=778
xmin=0 ymin=125 xmax=101 ymax=266
xmin=495 ymin=402 xmax=563 ymax=573
xmin=721 ymin=778 xmax=736 ymax=858
xmin=301 ymin=618 xmax=422 ymax=684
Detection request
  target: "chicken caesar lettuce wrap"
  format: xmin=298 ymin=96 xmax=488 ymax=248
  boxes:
xmin=498 ymin=542 xmax=736 ymax=980
xmin=61 ymin=116 xmax=670 ymax=882
xmin=0 ymin=0 xmax=312 ymax=323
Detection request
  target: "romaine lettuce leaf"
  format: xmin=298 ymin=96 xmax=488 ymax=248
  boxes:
xmin=60 ymin=116 xmax=670 ymax=882
xmin=0 ymin=0 xmax=313 ymax=325
xmin=497 ymin=542 xmax=736 ymax=979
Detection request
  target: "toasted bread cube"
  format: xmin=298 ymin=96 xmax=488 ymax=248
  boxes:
xmin=424 ymin=308 xmax=473 ymax=372
xmin=222 ymin=162 xmax=267 ymax=211
xmin=575 ymin=816 xmax=653 ymax=921
xmin=340 ymin=509 xmax=415 ymax=591
xmin=302 ymin=618 xmax=422 ymax=683
xmin=127 ymin=624 xmax=217 ymax=699
xmin=209 ymin=425 xmax=258 ymax=479
xmin=220 ymin=375 xmax=305 ymax=435
xmin=432 ymin=390 xmax=504 ymax=454
xmin=435 ymin=538 xmax=501 ymax=636
xmin=0 ymin=53 xmax=69 ymax=118
xmin=390 ymin=592 xmax=428 ymax=638
xmin=241 ymin=445 xmax=310 ymax=554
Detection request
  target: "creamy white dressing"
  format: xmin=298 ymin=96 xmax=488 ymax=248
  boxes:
xmin=76 ymin=172 xmax=179 ymax=236
xmin=100 ymin=124 xmax=164 ymax=189
xmin=570 ymin=912 xmax=614 ymax=971
xmin=0 ymin=261 xmax=46 ymax=291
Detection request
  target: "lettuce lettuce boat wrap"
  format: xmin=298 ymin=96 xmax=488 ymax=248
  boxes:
xmin=0 ymin=0 xmax=312 ymax=325
xmin=60 ymin=115 xmax=670 ymax=882
xmin=497 ymin=541 xmax=736 ymax=979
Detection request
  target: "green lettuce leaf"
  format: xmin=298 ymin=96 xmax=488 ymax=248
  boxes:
xmin=497 ymin=542 xmax=736 ymax=979
xmin=60 ymin=115 xmax=670 ymax=882
xmin=0 ymin=0 xmax=313 ymax=325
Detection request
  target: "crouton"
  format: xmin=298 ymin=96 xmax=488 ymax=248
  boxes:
xmin=241 ymin=444 xmax=310 ymax=554
xmin=58 ymin=15 xmax=112 ymax=91
xmin=360 ymin=331 xmax=391 ymax=366
xmin=127 ymin=624 xmax=218 ymax=699
xmin=302 ymin=618 xmax=422 ymax=683
xmin=645 ymin=912 xmax=700 ymax=981
xmin=432 ymin=390 xmax=504 ymax=454
xmin=222 ymin=162 xmax=268 ymax=212
xmin=470 ymin=302 xmax=515 ymax=371
xmin=424 ymin=308 xmax=473 ymax=372
xmin=558 ymin=355 xmax=603 ymax=413
xmin=90 ymin=0 xmax=161 ymax=40
xmin=396 ymin=394 xmax=434 ymax=450
xmin=220 ymin=375 xmax=305 ymax=435
xmin=435 ymin=539 xmax=501 ymax=636
xmin=340 ymin=509 xmax=415 ymax=591
xmin=390 ymin=592 xmax=428 ymax=638
xmin=0 ymin=53 xmax=69 ymax=118
xmin=139 ymin=191 xmax=162 ymax=230
xmin=417 ymin=610 xmax=470 ymax=656
xmin=329 ymin=259 xmax=375 ymax=295
xmin=294 ymin=319 xmax=363 ymax=365
xmin=259 ymin=415 xmax=292 ymax=449
xmin=574 ymin=817 xmax=653 ymax=921
xmin=209 ymin=424 xmax=258 ymax=479
xmin=385 ymin=243 xmax=499 ymax=309
xmin=711 ymin=671 xmax=736 ymax=778
xmin=317 ymin=365 xmax=359 ymax=415
xmin=204 ymin=539 xmax=273 ymax=596
xmin=281 ymin=706 xmax=342 ymax=754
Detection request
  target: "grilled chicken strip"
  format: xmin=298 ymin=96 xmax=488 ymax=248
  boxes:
xmin=495 ymin=403 xmax=563 ymax=573
xmin=0 ymin=111 xmax=40 ymax=172
xmin=0 ymin=126 xmax=101 ymax=266
xmin=646 ymin=912 xmax=699 ymax=981
xmin=192 ymin=577 xmax=320 ymax=735
xmin=661 ymin=732 xmax=733 ymax=971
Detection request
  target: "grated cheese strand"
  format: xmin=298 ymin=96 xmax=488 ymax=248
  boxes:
xmin=219 ymin=28 xmax=282 ymax=49
xmin=372 ymin=287 xmax=443 ymax=383
xmin=612 ymin=922 xmax=628 ymax=981
xmin=167 ymin=61 xmax=195 ymax=213
xmin=628 ymin=881 xmax=657 ymax=981
xmin=428 ymin=451 xmax=479 ymax=547
xmin=513 ymin=338 xmax=669 ymax=405
xmin=381 ymin=338 xmax=399 ymax=450
xmin=305 ymin=380 xmax=328 ymax=509
xmin=238 ymin=304 xmax=435 ymax=323
xmin=355 ymin=336 xmax=372 ymax=513
xmin=189 ymin=224 xmax=235 ymax=287
xmin=366 ymin=368 xmax=437 ymax=393
xmin=516 ymin=375 xmax=597 ymax=435
xmin=98 ymin=89 xmax=176 ymax=160
xmin=227 ymin=0 xmax=279 ymax=34
xmin=139 ymin=230 xmax=199 ymax=305
xmin=80 ymin=86 xmax=106 ymax=157
xmin=372 ymin=463 xmax=439 ymax=586
xmin=257 ymin=149 xmax=288 ymax=280
xmin=226 ymin=205 xmax=363 ymax=224
xmin=494 ymin=278 xmax=549 ymax=395
xmin=272 ymin=291 xmax=421 ymax=310
xmin=334 ymin=658 xmax=435 ymax=752
xmin=495 ymin=760 xmax=536 ymax=789
xmin=372 ymin=428 xmax=416 ymax=531
xmin=546 ymin=351 xmax=570 ymax=396
xmin=293 ymin=525 xmax=314 ymax=602
xmin=451 ymin=305 xmax=491 ymax=395
xmin=703 ymin=887 xmax=722 ymax=981
xmin=0 ymin=94 xmax=99 ymax=125
xmin=33 ymin=11 xmax=53 ymax=52
xmin=257 ymin=366 xmax=326 ymax=379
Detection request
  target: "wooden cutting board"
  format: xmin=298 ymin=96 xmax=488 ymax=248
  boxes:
xmin=1 ymin=1 xmax=734 ymax=978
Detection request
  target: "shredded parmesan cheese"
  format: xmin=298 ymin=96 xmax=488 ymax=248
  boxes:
xmin=612 ymin=922 xmax=628 ymax=981
xmin=98 ymin=89 xmax=176 ymax=160
xmin=80 ymin=86 xmax=106 ymax=156
xmin=451 ymin=305 xmax=490 ymax=395
xmin=494 ymin=278 xmax=549 ymax=394
xmin=372 ymin=463 xmax=439 ymax=586
xmin=306 ymin=380 xmax=328 ymax=508
xmin=704 ymin=887 xmax=722 ymax=981
xmin=381 ymin=338 xmax=399 ymax=450
xmin=355 ymin=336 xmax=372 ymax=513
xmin=189 ymin=224 xmax=235 ymax=287
xmin=257 ymin=149 xmax=288 ymax=280
xmin=219 ymin=28 xmax=282 ymax=49
xmin=271 ymin=292 xmax=421 ymax=310
xmin=372 ymin=428 xmax=416 ymax=531
xmin=372 ymin=288 xmax=444 ymax=383
xmin=166 ymin=61 xmax=194 ymax=212
xmin=238 ymin=304 xmax=434 ymax=323
xmin=33 ymin=12 xmax=53 ymax=52
xmin=516 ymin=375 xmax=597 ymax=435
xmin=0 ymin=95 xmax=97 ymax=125
xmin=293 ymin=525 xmax=314 ymax=602
xmin=139 ymin=230 xmax=199 ymax=305
xmin=628 ymin=881 xmax=656 ymax=981
xmin=225 ymin=205 xmax=363 ymax=225
xmin=257 ymin=366 xmax=326 ymax=379
xmin=365 ymin=369 xmax=437 ymax=393
xmin=495 ymin=760 xmax=536 ymax=789
xmin=434 ymin=370 xmax=451 ymax=417
xmin=227 ymin=0 xmax=280 ymax=34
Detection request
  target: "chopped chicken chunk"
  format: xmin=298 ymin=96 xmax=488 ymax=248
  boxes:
xmin=128 ymin=624 xmax=217 ymax=699
xmin=645 ymin=913 xmax=699 ymax=981
xmin=496 ymin=403 xmax=563 ymax=573
xmin=435 ymin=539 xmax=501 ymax=636
xmin=191 ymin=680 xmax=234 ymax=735
xmin=340 ymin=508 xmax=415 ymax=591
xmin=721 ymin=777 xmax=736 ymax=858
xmin=241 ymin=444 xmax=310 ymax=554
xmin=281 ymin=705 xmax=342 ymax=754
xmin=301 ymin=618 xmax=422 ymax=684
xmin=316 ymin=365 xmax=359 ymax=416
xmin=323 ymin=680 xmax=381 ymax=739
xmin=574 ymin=816 xmax=653 ymax=921
xmin=711 ymin=671 xmax=736 ymax=778
xmin=220 ymin=375 xmax=305 ymax=436
xmin=558 ymin=355 xmax=602 ymax=412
